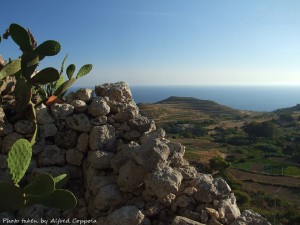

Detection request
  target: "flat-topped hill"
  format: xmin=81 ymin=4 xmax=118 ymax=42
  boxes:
xmin=139 ymin=96 xmax=245 ymax=124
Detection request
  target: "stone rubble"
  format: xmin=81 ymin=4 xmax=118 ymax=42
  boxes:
xmin=0 ymin=82 xmax=271 ymax=225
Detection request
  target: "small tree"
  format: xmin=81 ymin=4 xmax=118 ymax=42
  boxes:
xmin=209 ymin=156 xmax=230 ymax=175
xmin=243 ymin=121 xmax=276 ymax=139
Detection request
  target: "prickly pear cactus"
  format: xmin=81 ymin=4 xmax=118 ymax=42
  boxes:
xmin=34 ymin=40 xmax=61 ymax=57
xmin=0 ymin=182 xmax=25 ymax=212
xmin=27 ymin=189 xmax=77 ymax=210
xmin=76 ymin=64 xmax=93 ymax=79
xmin=7 ymin=139 xmax=32 ymax=184
xmin=23 ymin=173 xmax=54 ymax=196
xmin=30 ymin=67 xmax=60 ymax=85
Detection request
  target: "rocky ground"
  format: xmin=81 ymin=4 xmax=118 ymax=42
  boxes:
xmin=0 ymin=82 xmax=271 ymax=225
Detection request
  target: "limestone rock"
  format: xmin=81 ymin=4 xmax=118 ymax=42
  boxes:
xmin=40 ymin=123 xmax=58 ymax=138
xmin=66 ymin=113 xmax=92 ymax=132
xmin=89 ymin=125 xmax=116 ymax=151
xmin=87 ymin=150 xmax=115 ymax=169
xmin=92 ymin=184 xmax=124 ymax=212
xmin=231 ymin=210 xmax=271 ymax=225
xmin=218 ymin=195 xmax=240 ymax=223
xmin=107 ymin=205 xmax=145 ymax=225
xmin=37 ymin=145 xmax=66 ymax=166
xmin=192 ymin=174 xmax=220 ymax=203
xmin=128 ymin=116 xmax=156 ymax=133
xmin=145 ymin=166 xmax=183 ymax=201
xmin=77 ymin=133 xmax=89 ymax=153
xmin=90 ymin=116 xmax=108 ymax=126
xmin=51 ymin=103 xmax=74 ymax=119
xmin=140 ymin=128 xmax=166 ymax=144
xmin=70 ymin=99 xmax=88 ymax=113
xmin=88 ymin=97 xmax=110 ymax=117
xmin=95 ymin=82 xmax=132 ymax=103
xmin=114 ymin=101 xmax=139 ymax=122
xmin=2 ymin=132 xmax=23 ymax=154
xmin=66 ymin=148 xmax=84 ymax=166
xmin=171 ymin=216 xmax=205 ymax=225
xmin=75 ymin=88 xmax=93 ymax=102
xmin=117 ymin=160 xmax=147 ymax=192
xmin=55 ymin=128 xmax=78 ymax=148
xmin=36 ymin=103 xmax=54 ymax=124
xmin=14 ymin=120 xmax=35 ymax=135
xmin=133 ymin=139 xmax=170 ymax=171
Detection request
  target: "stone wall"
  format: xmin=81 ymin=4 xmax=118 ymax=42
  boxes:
xmin=0 ymin=82 xmax=271 ymax=225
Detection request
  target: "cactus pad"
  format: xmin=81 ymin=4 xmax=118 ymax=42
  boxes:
xmin=0 ymin=182 xmax=25 ymax=212
xmin=66 ymin=64 xmax=76 ymax=79
xmin=54 ymin=78 xmax=76 ymax=96
xmin=24 ymin=173 xmax=54 ymax=196
xmin=7 ymin=139 xmax=32 ymax=184
xmin=9 ymin=23 xmax=32 ymax=52
xmin=27 ymin=189 xmax=77 ymax=210
xmin=35 ymin=40 xmax=61 ymax=56
xmin=0 ymin=59 xmax=21 ymax=80
xmin=30 ymin=67 xmax=60 ymax=85
xmin=76 ymin=64 xmax=92 ymax=79
xmin=53 ymin=174 xmax=68 ymax=189
xmin=60 ymin=54 xmax=68 ymax=75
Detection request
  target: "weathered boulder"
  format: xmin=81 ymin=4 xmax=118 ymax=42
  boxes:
xmin=231 ymin=210 xmax=271 ymax=225
xmin=171 ymin=216 xmax=205 ymax=225
xmin=88 ymin=97 xmax=110 ymax=117
xmin=87 ymin=150 xmax=115 ymax=169
xmin=89 ymin=125 xmax=116 ymax=151
xmin=14 ymin=119 xmax=35 ymax=134
xmin=70 ymin=99 xmax=88 ymax=113
xmin=106 ymin=205 xmax=145 ymax=225
xmin=65 ymin=113 xmax=92 ymax=132
xmin=95 ymin=82 xmax=132 ymax=103
xmin=51 ymin=103 xmax=74 ymax=119
xmin=37 ymin=145 xmax=66 ymax=166
xmin=2 ymin=132 xmax=23 ymax=154
xmin=145 ymin=166 xmax=183 ymax=202
xmin=66 ymin=148 xmax=84 ymax=166
xmin=75 ymin=88 xmax=93 ymax=102
xmin=133 ymin=139 xmax=170 ymax=171
xmin=117 ymin=160 xmax=147 ymax=192
xmin=55 ymin=128 xmax=78 ymax=148
xmin=36 ymin=103 xmax=54 ymax=124
xmin=92 ymin=184 xmax=124 ymax=212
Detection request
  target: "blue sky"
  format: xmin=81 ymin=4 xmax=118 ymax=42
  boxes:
xmin=1 ymin=0 xmax=300 ymax=86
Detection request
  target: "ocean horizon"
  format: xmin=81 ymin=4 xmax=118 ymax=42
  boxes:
xmin=70 ymin=85 xmax=300 ymax=112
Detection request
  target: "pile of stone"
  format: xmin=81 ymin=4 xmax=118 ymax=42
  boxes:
xmin=0 ymin=82 xmax=270 ymax=225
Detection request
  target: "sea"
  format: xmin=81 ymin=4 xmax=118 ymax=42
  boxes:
xmin=70 ymin=85 xmax=300 ymax=112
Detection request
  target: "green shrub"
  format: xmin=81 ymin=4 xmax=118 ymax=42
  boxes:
xmin=233 ymin=190 xmax=251 ymax=205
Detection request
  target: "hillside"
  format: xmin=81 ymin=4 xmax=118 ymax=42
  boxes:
xmin=139 ymin=96 xmax=251 ymax=125
xmin=273 ymin=104 xmax=300 ymax=114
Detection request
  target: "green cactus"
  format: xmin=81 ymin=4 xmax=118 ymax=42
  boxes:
xmin=0 ymin=59 xmax=21 ymax=80
xmin=0 ymin=23 xmax=79 ymax=212
xmin=76 ymin=64 xmax=93 ymax=79
xmin=0 ymin=182 xmax=25 ymax=212
xmin=30 ymin=67 xmax=60 ymax=85
xmin=34 ymin=40 xmax=61 ymax=57
xmin=14 ymin=77 xmax=32 ymax=116
xmin=66 ymin=64 xmax=76 ymax=79
xmin=53 ymin=174 xmax=68 ymax=189
xmin=27 ymin=189 xmax=77 ymax=210
xmin=23 ymin=173 xmax=54 ymax=196
xmin=9 ymin=23 xmax=32 ymax=52
xmin=7 ymin=139 xmax=32 ymax=184
xmin=54 ymin=78 xmax=76 ymax=96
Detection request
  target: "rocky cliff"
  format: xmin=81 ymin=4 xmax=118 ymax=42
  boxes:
xmin=0 ymin=82 xmax=271 ymax=225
